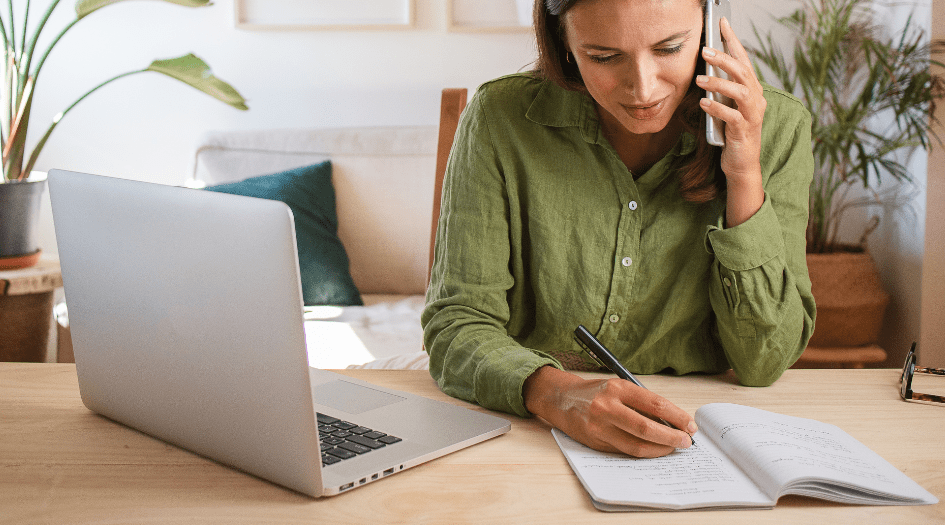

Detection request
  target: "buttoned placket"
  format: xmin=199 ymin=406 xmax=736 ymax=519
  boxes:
xmin=599 ymin=179 xmax=642 ymax=346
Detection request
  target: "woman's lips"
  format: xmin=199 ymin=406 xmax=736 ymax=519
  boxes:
xmin=621 ymin=97 xmax=667 ymax=120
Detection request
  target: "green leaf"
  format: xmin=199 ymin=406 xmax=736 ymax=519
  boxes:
xmin=76 ymin=0 xmax=210 ymax=19
xmin=146 ymin=53 xmax=248 ymax=110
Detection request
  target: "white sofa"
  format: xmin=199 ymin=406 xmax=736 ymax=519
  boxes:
xmin=190 ymin=126 xmax=438 ymax=370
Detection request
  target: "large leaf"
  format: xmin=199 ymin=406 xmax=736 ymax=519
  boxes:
xmin=147 ymin=54 xmax=248 ymax=110
xmin=76 ymin=0 xmax=210 ymax=19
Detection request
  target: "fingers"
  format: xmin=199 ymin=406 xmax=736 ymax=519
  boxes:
xmin=700 ymin=18 xmax=763 ymax=105
xmin=706 ymin=18 xmax=755 ymax=81
xmin=697 ymin=17 xmax=766 ymax=159
xmin=719 ymin=16 xmax=750 ymax=67
xmin=586 ymin=380 xmax=696 ymax=458
xmin=626 ymin=386 xmax=699 ymax=438
xmin=529 ymin=370 xmax=698 ymax=459
xmin=697 ymin=87 xmax=746 ymax=130
xmin=697 ymin=53 xmax=764 ymax=126
xmin=591 ymin=425 xmax=678 ymax=458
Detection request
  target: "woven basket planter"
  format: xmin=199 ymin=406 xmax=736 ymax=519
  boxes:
xmin=806 ymin=250 xmax=890 ymax=348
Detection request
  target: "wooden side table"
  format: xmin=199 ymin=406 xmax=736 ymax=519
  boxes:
xmin=0 ymin=259 xmax=63 ymax=362
xmin=792 ymin=344 xmax=888 ymax=369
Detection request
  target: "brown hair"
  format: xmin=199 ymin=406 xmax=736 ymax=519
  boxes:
xmin=533 ymin=0 xmax=723 ymax=203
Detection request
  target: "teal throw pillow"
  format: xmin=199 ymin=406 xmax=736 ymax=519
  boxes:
xmin=205 ymin=161 xmax=363 ymax=306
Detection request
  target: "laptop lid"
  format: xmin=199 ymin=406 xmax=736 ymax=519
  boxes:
xmin=48 ymin=169 xmax=511 ymax=498
xmin=49 ymin=169 xmax=324 ymax=495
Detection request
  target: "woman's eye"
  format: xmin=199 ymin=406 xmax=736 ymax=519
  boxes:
xmin=655 ymin=45 xmax=683 ymax=56
xmin=587 ymin=54 xmax=617 ymax=64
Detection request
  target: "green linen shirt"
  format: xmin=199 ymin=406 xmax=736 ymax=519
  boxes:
xmin=422 ymin=73 xmax=816 ymax=418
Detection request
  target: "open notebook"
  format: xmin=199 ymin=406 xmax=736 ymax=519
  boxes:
xmin=554 ymin=403 xmax=937 ymax=511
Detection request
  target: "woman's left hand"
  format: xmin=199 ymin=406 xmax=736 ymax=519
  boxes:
xmin=696 ymin=16 xmax=766 ymax=227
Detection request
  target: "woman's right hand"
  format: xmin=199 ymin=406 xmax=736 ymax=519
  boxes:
xmin=523 ymin=366 xmax=696 ymax=457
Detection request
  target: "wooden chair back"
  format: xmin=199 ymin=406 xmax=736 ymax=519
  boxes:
xmin=428 ymin=88 xmax=467 ymax=282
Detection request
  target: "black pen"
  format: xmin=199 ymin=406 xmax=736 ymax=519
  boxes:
xmin=573 ymin=325 xmax=695 ymax=446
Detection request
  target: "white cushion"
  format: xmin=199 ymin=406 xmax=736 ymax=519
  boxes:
xmin=192 ymin=126 xmax=438 ymax=296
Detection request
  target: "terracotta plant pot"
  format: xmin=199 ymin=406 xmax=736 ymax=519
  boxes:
xmin=806 ymin=249 xmax=890 ymax=348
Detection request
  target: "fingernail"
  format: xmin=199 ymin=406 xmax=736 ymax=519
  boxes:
xmin=700 ymin=98 xmax=711 ymax=107
xmin=687 ymin=421 xmax=698 ymax=434
xmin=680 ymin=436 xmax=693 ymax=448
xmin=696 ymin=75 xmax=708 ymax=84
xmin=703 ymin=47 xmax=716 ymax=57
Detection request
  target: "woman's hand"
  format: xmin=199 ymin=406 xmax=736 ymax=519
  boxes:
xmin=695 ymin=16 xmax=766 ymax=228
xmin=523 ymin=366 xmax=697 ymax=458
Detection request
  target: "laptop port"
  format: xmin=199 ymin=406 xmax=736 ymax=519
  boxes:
xmin=340 ymin=482 xmax=354 ymax=491
xmin=372 ymin=473 xmax=379 ymax=480
xmin=383 ymin=468 xmax=395 ymax=476
xmin=359 ymin=478 xmax=367 ymax=485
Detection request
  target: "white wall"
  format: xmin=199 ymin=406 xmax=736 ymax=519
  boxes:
xmin=27 ymin=0 xmax=930 ymax=365
xmin=862 ymin=1 xmax=932 ymax=367
xmin=30 ymin=0 xmax=798 ymax=253
xmin=30 ymin=0 xmax=541 ymax=254
xmin=924 ymin=0 xmax=945 ymax=367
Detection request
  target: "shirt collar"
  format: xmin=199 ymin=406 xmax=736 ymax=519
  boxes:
xmin=525 ymin=81 xmax=599 ymax=143
xmin=675 ymin=130 xmax=697 ymax=156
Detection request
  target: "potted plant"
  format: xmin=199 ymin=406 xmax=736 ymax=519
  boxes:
xmin=0 ymin=0 xmax=247 ymax=270
xmin=750 ymin=0 xmax=945 ymax=354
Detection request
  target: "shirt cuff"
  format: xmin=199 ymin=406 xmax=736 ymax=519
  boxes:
xmin=475 ymin=347 xmax=561 ymax=418
xmin=704 ymin=194 xmax=784 ymax=271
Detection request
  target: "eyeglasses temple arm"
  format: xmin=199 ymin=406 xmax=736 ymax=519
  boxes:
xmin=908 ymin=392 xmax=945 ymax=404
xmin=914 ymin=366 xmax=945 ymax=376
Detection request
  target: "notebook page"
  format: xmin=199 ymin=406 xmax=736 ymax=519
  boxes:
xmin=552 ymin=429 xmax=773 ymax=510
xmin=695 ymin=403 xmax=937 ymax=505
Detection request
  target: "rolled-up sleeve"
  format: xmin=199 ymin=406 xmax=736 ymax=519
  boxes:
xmin=422 ymin=88 xmax=560 ymax=417
xmin=705 ymin=97 xmax=816 ymax=386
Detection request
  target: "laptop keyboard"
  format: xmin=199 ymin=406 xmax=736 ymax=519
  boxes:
xmin=317 ymin=413 xmax=402 ymax=466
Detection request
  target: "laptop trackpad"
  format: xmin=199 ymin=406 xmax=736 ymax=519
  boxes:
xmin=311 ymin=380 xmax=406 ymax=415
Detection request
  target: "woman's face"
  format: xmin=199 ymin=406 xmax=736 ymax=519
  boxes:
xmin=562 ymin=0 xmax=703 ymax=137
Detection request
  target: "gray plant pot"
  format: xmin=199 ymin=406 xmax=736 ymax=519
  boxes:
xmin=0 ymin=174 xmax=47 ymax=260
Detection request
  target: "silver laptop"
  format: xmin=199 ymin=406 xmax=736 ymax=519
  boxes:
xmin=48 ymin=169 xmax=510 ymax=497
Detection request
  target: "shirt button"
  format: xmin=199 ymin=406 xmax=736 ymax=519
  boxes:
xmin=723 ymin=277 xmax=732 ymax=287
xmin=622 ymin=257 xmax=632 ymax=267
xmin=628 ymin=201 xmax=638 ymax=210
xmin=609 ymin=314 xmax=620 ymax=323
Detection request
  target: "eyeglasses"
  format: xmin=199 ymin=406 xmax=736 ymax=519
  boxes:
xmin=899 ymin=342 xmax=945 ymax=405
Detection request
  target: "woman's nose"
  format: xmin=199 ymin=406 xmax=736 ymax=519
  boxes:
xmin=624 ymin=59 xmax=658 ymax=101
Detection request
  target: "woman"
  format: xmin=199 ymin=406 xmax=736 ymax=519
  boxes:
xmin=422 ymin=0 xmax=816 ymax=458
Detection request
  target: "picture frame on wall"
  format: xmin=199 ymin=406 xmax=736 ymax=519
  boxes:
xmin=235 ymin=0 xmax=414 ymax=30
xmin=449 ymin=0 xmax=533 ymax=32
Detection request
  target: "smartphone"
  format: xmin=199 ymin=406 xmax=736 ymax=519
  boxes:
xmin=705 ymin=0 xmax=734 ymax=147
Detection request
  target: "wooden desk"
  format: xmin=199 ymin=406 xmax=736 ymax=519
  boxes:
xmin=2 ymin=365 xmax=942 ymax=524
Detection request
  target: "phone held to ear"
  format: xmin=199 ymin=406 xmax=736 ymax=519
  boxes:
xmin=705 ymin=0 xmax=734 ymax=147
